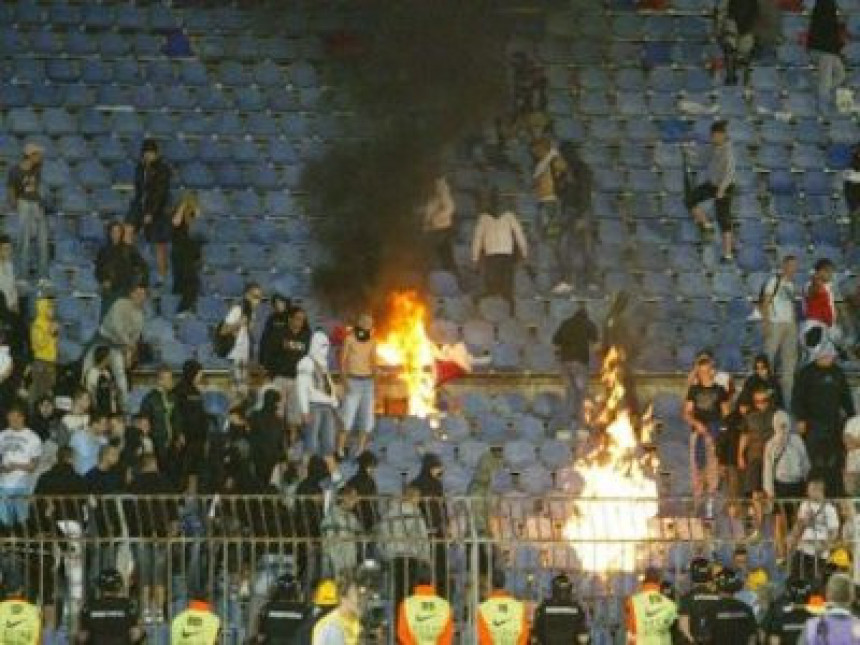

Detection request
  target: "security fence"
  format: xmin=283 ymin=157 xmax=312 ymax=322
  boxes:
xmin=0 ymin=494 xmax=854 ymax=644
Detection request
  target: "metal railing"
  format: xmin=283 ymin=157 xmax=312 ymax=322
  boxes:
xmin=0 ymin=493 xmax=853 ymax=643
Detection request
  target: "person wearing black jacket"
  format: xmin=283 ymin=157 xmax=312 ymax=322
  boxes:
xmin=32 ymin=446 xmax=89 ymax=530
xmin=792 ymin=347 xmax=855 ymax=497
xmin=265 ymin=305 xmax=310 ymax=440
xmin=737 ymin=353 xmax=784 ymax=409
xmin=259 ymin=294 xmax=292 ymax=377
xmin=845 ymin=144 xmax=860 ymax=245
xmin=138 ymin=366 xmax=175 ymax=477
xmin=553 ymin=303 xmax=598 ymax=427
xmin=173 ymin=360 xmax=208 ymax=491
xmin=410 ymin=453 xmax=449 ymax=598
xmin=347 ymin=451 xmax=379 ymax=535
xmin=808 ymin=0 xmax=845 ymax=107
xmin=718 ymin=0 xmax=759 ymax=85
xmin=94 ymin=221 xmax=125 ymax=316
xmin=249 ymin=389 xmax=285 ymax=486
xmin=128 ymin=138 xmax=171 ymax=283
xmin=295 ymin=455 xmax=329 ymax=585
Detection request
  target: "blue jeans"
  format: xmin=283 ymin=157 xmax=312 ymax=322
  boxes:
xmin=16 ymin=199 xmax=48 ymax=279
xmin=340 ymin=377 xmax=375 ymax=433
xmin=0 ymin=485 xmax=30 ymax=526
xmin=304 ymin=404 xmax=337 ymax=457
xmin=560 ymin=360 xmax=589 ymax=425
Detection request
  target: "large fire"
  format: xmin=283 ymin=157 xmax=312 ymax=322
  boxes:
xmin=563 ymin=348 xmax=659 ymax=572
xmin=377 ymin=291 xmax=437 ymax=418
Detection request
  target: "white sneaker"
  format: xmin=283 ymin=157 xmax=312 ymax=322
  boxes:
xmin=551 ymin=282 xmax=574 ymax=295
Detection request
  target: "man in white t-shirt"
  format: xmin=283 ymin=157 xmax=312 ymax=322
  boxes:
xmin=222 ymin=283 xmax=263 ymax=396
xmin=760 ymin=255 xmax=798 ymax=407
xmin=790 ymin=477 xmax=840 ymax=581
xmin=0 ymin=402 xmax=42 ymax=526
xmin=844 ymin=416 xmax=860 ymax=496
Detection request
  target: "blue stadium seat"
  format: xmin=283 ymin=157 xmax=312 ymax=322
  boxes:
xmin=539 ymin=439 xmax=572 ymax=469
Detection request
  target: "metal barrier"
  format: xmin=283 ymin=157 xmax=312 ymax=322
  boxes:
xmin=0 ymin=494 xmax=854 ymax=643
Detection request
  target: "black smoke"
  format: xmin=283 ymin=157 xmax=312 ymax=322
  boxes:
xmin=302 ymin=0 xmax=509 ymax=313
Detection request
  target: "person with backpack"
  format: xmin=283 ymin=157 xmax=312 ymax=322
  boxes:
xmin=216 ymin=283 xmax=264 ymax=397
xmin=800 ymin=573 xmax=860 ymax=644
xmin=759 ymin=255 xmax=799 ymax=408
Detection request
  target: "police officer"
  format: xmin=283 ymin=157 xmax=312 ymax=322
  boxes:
xmin=677 ymin=557 xmax=719 ymax=644
xmin=172 ymin=589 xmax=222 ymax=645
xmin=532 ymin=574 xmax=589 ymax=644
xmin=762 ymin=578 xmax=812 ymax=645
xmin=253 ymin=573 xmax=310 ymax=644
xmin=0 ymin=572 xmax=41 ymax=645
xmin=76 ymin=569 xmax=144 ymax=644
xmin=397 ymin=566 xmax=453 ymax=645
xmin=477 ymin=570 xmax=530 ymax=645
xmin=626 ymin=567 xmax=677 ymax=645
xmin=708 ymin=568 xmax=757 ymax=645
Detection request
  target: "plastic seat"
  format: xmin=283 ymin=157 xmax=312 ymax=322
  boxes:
xmin=8 ymin=108 xmax=40 ymax=135
xmin=540 ymin=439 xmax=573 ymax=469
xmin=43 ymin=108 xmax=76 ymax=136
xmin=463 ymin=320 xmax=494 ymax=351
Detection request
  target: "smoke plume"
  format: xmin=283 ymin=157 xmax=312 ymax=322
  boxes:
xmin=302 ymin=0 xmax=509 ymax=313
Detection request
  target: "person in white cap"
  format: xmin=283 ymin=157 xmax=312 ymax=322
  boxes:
xmin=5 ymin=143 xmax=47 ymax=282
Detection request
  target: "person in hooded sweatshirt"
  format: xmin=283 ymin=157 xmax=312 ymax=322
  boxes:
xmin=279 ymin=306 xmax=311 ymax=441
xmin=259 ymin=294 xmax=292 ymax=377
xmin=347 ymin=450 xmax=379 ymax=535
xmin=468 ymin=451 xmax=501 ymax=581
xmin=249 ymin=389 xmax=285 ymax=485
xmin=410 ymin=453 xmax=449 ymax=598
xmin=296 ymin=331 xmax=338 ymax=460
xmin=738 ymin=353 xmax=785 ymax=409
xmin=29 ymin=295 xmax=58 ymax=406
xmin=173 ymin=360 xmax=208 ymax=491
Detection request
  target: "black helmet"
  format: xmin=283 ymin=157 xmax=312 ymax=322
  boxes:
xmin=98 ymin=569 xmax=123 ymax=595
xmin=273 ymin=573 xmax=300 ymax=600
xmin=690 ymin=557 xmax=712 ymax=584
xmin=550 ymin=574 xmax=573 ymax=600
xmin=786 ymin=578 xmax=812 ymax=604
xmin=714 ymin=567 xmax=742 ymax=594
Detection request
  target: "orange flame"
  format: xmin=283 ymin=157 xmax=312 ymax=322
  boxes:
xmin=563 ymin=347 xmax=659 ymax=572
xmin=377 ymin=291 xmax=437 ymax=418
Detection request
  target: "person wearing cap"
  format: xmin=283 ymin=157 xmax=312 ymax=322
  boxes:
xmin=678 ymin=557 xmax=720 ymax=644
xmin=339 ymin=312 xmax=377 ymax=460
xmin=685 ymin=120 xmax=736 ymax=263
xmin=252 ymin=573 xmax=310 ymax=644
xmin=708 ymin=567 xmax=757 ymax=644
xmin=792 ymin=333 xmax=854 ymax=497
xmin=171 ymin=590 xmax=221 ymax=645
xmin=311 ymin=573 xmax=361 ymax=645
xmin=397 ymin=566 xmax=453 ymax=645
xmin=76 ymin=568 xmax=143 ymax=644
xmin=128 ymin=138 xmax=172 ymax=283
xmin=532 ymin=573 xmax=589 ymax=644
xmin=6 ymin=142 xmax=48 ymax=281
xmin=763 ymin=577 xmax=813 ymax=645
xmin=0 ymin=571 xmax=41 ymax=644
xmin=625 ymin=567 xmax=676 ymax=645
xmin=799 ymin=573 xmax=860 ymax=644
xmin=477 ymin=570 xmax=530 ymax=645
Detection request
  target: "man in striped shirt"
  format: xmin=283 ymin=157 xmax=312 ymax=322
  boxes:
xmin=686 ymin=120 xmax=737 ymax=264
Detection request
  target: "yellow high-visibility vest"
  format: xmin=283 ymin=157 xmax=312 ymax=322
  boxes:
xmin=171 ymin=602 xmax=221 ymax=645
xmin=627 ymin=585 xmax=677 ymax=645
xmin=479 ymin=594 xmax=527 ymax=645
xmin=0 ymin=598 xmax=41 ymax=645
xmin=402 ymin=587 xmax=452 ymax=644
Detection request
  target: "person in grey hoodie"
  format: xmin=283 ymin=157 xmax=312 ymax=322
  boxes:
xmin=685 ymin=120 xmax=737 ymax=263
xmin=83 ymin=284 xmax=147 ymax=411
xmin=296 ymin=331 xmax=338 ymax=459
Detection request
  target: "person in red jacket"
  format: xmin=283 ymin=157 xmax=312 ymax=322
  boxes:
xmin=805 ymin=258 xmax=836 ymax=328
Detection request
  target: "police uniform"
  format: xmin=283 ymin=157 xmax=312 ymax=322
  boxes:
xmin=171 ymin=600 xmax=221 ymax=645
xmin=677 ymin=584 xmax=720 ymax=643
xmin=258 ymin=599 xmax=309 ymax=644
xmin=397 ymin=584 xmax=453 ymax=645
xmin=626 ymin=582 xmax=677 ymax=645
xmin=477 ymin=591 xmax=530 ymax=645
xmin=762 ymin=598 xmax=811 ymax=645
xmin=0 ymin=596 xmax=41 ymax=645
xmin=79 ymin=596 xmax=141 ymax=644
xmin=532 ymin=597 xmax=588 ymax=644
xmin=708 ymin=596 xmax=756 ymax=642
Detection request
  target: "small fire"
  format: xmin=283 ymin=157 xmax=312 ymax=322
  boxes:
xmin=377 ymin=291 xmax=437 ymax=418
xmin=563 ymin=347 xmax=659 ymax=572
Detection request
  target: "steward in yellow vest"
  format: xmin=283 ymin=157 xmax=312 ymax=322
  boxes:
xmin=0 ymin=590 xmax=41 ymax=645
xmin=477 ymin=571 xmax=530 ymax=645
xmin=626 ymin=569 xmax=677 ymax=645
xmin=397 ymin=583 xmax=453 ymax=645
xmin=171 ymin=596 xmax=221 ymax=645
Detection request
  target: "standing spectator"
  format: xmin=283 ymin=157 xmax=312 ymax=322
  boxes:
xmin=685 ymin=120 xmax=736 ymax=263
xmin=347 ymin=450 xmax=379 ymax=536
xmin=94 ymin=222 xmax=125 ymax=316
xmin=717 ymin=0 xmax=759 ymax=85
xmin=259 ymin=294 xmax=292 ymax=380
xmin=531 ymin=137 xmax=572 ymax=295
xmin=423 ymin=176 xmax=457 ymax=276
xmin=684 ymin=353 xmax=731 ymax=518
xmin=118 ymin=224 xmax=150 ymax=289
xmin=471 ymin=189 xmax=528 ymax=311
xmin=758 ymin=255 xmax=799 ymax=405
xmin=6 ymin=142 xmax=47 ymax=282
xmin=719 ymin=400 xmax=749 ymax=499
xmin=320 ymin=484 xmax=363 ymax=578
xmin=844 ymin=416 xmax=860 ymax=497
xmin=411 ymin=453 xmax=449 ymax=598
xmin=738 ymin=385 xmax=778 ymax=496
xmin=295 ymin=455 xmax=329 ymax=586
xmin=339 ymin=313 xmax=377 ymax=459
xmin=738 ymin=354 xmax=785 ymax=409
xmin=28 ymin=295 xmax=58 ymax=406
xmin=84 ymin=285 xmax=147 ymax=412
xmin=173 ymin=359 xmax=207 ymax=491
xmin=0 ymin=402 xmax=42 ymax=526
xmin=844 ymin=144 xmax=860 ymax=245
xmin=219 ymin=282 xmax=263 ymax=397
xmin=804 ymin=258 xmax=837 ymax=331
xmin=559 ymin=143 xmax=597 ymax=293
xmin=788 ymin=477 xmax=840 ymax=580
xmin=248 ymin=389 xmax=285 ymax=485
xmin=808 ymin=0 xmax=845 ymax=109
xmin=0 ymin=236 xmax=18 ymax=316
xmin=171 ymin=191 xmax=202 ymax=314
xmin=139 ymin=366 xmax=175 ymax=475
xmin=792 ymin=342 xmax=854 ymax=496
xmin=801 ymin=573 xmax=860 ymax=644
xmin=70 ymin=413 xmax=108 ymax=477
xmin=84 ymin=346 xmax=119 ymax=417
xmin=296 ymin=331 xmax=338 ymax=460
xmin=128 ymin=138 xmax=172 ymax=284
xmin=552 ymin=302 xmax=598 ymax=427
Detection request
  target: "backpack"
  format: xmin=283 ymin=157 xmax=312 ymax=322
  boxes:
xmin=756 ymin=274 xmax=782 ymax=316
